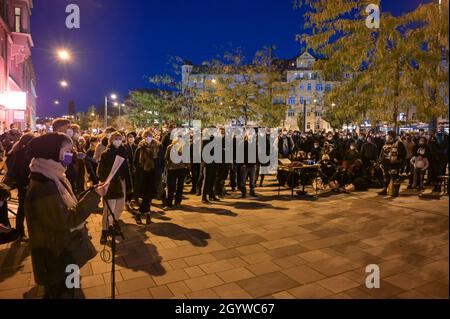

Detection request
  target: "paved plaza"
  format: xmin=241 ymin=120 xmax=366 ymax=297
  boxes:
xmin=0 ymin=178 xmax=448 ymax=299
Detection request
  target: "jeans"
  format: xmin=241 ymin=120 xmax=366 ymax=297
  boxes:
xmin=167 ymin=168 xmax=188 ymax=205
xmin=239 ymin=165 xmax=256 ymax=195
xmin=413 ymin=168 xmax=426 ymax=189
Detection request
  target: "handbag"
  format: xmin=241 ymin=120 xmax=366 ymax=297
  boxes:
xmin=66 ymin=224 xmax=97 ymax=269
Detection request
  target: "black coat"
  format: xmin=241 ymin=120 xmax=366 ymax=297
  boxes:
xmin=97 ymin=145 xmax=132 ymax=200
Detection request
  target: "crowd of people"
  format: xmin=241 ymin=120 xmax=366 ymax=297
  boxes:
xmin=0 ymin=118 xmax=448 ymax=298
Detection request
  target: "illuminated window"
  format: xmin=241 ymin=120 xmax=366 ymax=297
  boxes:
xmin=14 ymin=7 xmax=21 ymax=33
xmin=307 ymin=83 xmax=312 ymax=91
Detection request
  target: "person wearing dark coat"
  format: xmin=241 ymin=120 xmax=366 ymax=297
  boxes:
xmin=133 ymin=129 xmax=161 ymax=224
xmin=25 ymin=133 xmax=108 ymax=299
xmin=360 ymin=136 xmax=378 ymax=166
xmin=97 ymin=132 xmax=132 ymax=244
xmin=8 ymin=132 xmax=35 ymax=240
xmin=124 ymin=132 xmax=138 ymax=207
xmin=343 ymin=141 xmax=361 ymax=165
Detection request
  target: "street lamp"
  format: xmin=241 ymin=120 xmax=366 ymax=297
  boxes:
xmin=60 ymin=80 xmax=69 ymax=88
xmin=56 ymin=49 xmax=71 ymax=62
xmin=104 ymin=93 xmax=118 ymax=127
xmin=54 ymin=100 xmax=60 ymax=105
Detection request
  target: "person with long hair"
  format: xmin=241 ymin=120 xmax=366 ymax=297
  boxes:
xmin=134 ymin=129 xmax=161 ymax=224
xmin=97 ymin=132 xmax=132 ymax=244
xmin=25 ymin=133 xmax=108 ymax=299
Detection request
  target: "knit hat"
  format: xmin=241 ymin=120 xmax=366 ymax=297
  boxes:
xmin=27 ymin=133 xmax=73 ymax=162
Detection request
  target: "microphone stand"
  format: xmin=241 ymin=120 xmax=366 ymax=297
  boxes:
xmin=104 ymin=198 xmax=125 ymax=300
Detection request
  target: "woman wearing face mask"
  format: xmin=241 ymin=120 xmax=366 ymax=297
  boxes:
xmin=97 ymin=132 xmax=132 ymax=245
xmin=94 ymin=127 xmax=116 ymax=163
xmin=25 ymin=133 xmax=108 ymax=298
xmin=134 ymin=129 xmax=161 ymax=224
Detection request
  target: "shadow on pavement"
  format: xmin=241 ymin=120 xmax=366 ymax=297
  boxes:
xmin=181 ymin=204 xmax=238 ymax=217
xmin=0 ymin=241 xmax=30 ymax=284
xmin=144 ymin=221 xmax=211 ymax=247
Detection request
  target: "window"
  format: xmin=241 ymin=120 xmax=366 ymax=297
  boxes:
xmin=300 ymin=97 xmax=304 ymax=104
xmin=300 ymin=84 xmax=304 ymax=91
xmin=308 ymin=73 xmax=312 ymax=79
xmin=14 ymin=7 xmax=21 ymax=33
xmin=300 ymin=72 xmax=304 ymax=79
xmin=315 ymin=123 xmax=321 ymax=130
xmin=288 ymin=96 xmax=296 ymax=105
xmin=308 ymin=98 xmax=312 ymax=104
xmin=307 ymin=112 xmax=311 ymax=117
xmin=316 ymin=83 xmax=323 ymax=91
xmin=412 ymin=113 xmax=416 ymax=120
xmin=307 ymin=123 xmax=311 ymax=130
xmin=307 ymin=83 xmax=312 ymax=91
xmin=288 ymin=109 xmax=295 ymax=117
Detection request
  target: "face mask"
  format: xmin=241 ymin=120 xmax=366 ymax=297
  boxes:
xmin=113 ymin=140 xmax=122 ymax=148
xmin=62 ymin=152 xmax=73 ymax=167
xmin=66 ymin=129 xmax=74 ymax=138
xmin=146 ymin=137 xmax=153 ymax=144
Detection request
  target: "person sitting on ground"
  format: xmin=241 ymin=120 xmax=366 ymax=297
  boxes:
xmin=329 ymin=160 xmax=354 ymax=192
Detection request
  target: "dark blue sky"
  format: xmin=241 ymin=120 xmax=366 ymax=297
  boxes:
xmin=31 ymin=0 xmax=430 ymax=117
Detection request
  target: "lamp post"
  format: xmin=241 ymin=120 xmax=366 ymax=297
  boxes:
xmin=303 ymin=99 xmax=307 ymax=133
xmin=104 ymin=94 xmax=117 ymax=128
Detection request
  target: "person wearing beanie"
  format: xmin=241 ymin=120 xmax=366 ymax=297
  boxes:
xmin=97 ymin=131 xmax=132 ymax=244
xmin=25 ymin=133 xmax=108 ymax=299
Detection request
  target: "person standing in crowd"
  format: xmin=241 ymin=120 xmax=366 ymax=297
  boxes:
xmin=134 ymin=129 xmax=161 ymax=224
xmin=85 ymin=136 xmax=100 ymax=186
xmin=0 ymin=124 xmax=22 ymax=154
xmin=201 ymin=129 xmax=220 ymax=204
xmin=410 ymin=153 xmax=429 ymax=191
xmin=378 ymin=131 xmax=406 ymax=197
xmin=52 ymin=119 xmax=82 ymax=196
xmin=360 ymin=136 xmax=378 ymax=166
xmin=239 ymin=132 xmax=257 ymax=198
xmin=94 ymin=127 xmax=116 ymax=163
xmin=215 ymin=127 xmax=229 ymax=198
xmin=189 ymin=132 xmax=201 ymax=195
xmin=124 ymin=132 xmax=137 ymax=209
xmin=25 ymin=133 xmax=108 ymax=299
xmin=70 ymin=124 xmax=86 ymax=195
xmin=6 ymin=133 xmax=35 ymax=241
xmin=278 ymin=129 xmax=294 ymax=159
xmin=165 ymin=134 xmax=189 ymax=209
xmin=97 ymin=132 xmax=132 ymax=244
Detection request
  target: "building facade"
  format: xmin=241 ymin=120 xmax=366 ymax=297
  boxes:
xmin=182 ymin=51 xmax=339 ymax=130
xmin=0 ymin=0 xmax=36 ymax=133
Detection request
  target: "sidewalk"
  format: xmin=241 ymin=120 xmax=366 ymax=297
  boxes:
xmin=0 ymin=178 xmax=448 ymax=299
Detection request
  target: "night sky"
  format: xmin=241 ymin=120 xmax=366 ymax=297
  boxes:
xmin=31 ymin=0 xmax=431 ymax=117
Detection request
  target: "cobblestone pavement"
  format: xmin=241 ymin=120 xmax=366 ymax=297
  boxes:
xmin=0 ymin=178 xmax=448 ymax=299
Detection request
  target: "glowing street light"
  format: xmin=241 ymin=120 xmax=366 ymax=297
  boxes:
xmin=60 ymin=80 xmax=69 ymax=88
xmin=57 ymin=49 xmax=71 ymax=62
xmin=110 ymin=94 xmax=118 ymax=100
xmin=54 ymin=100 xmax=60 ymax=105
